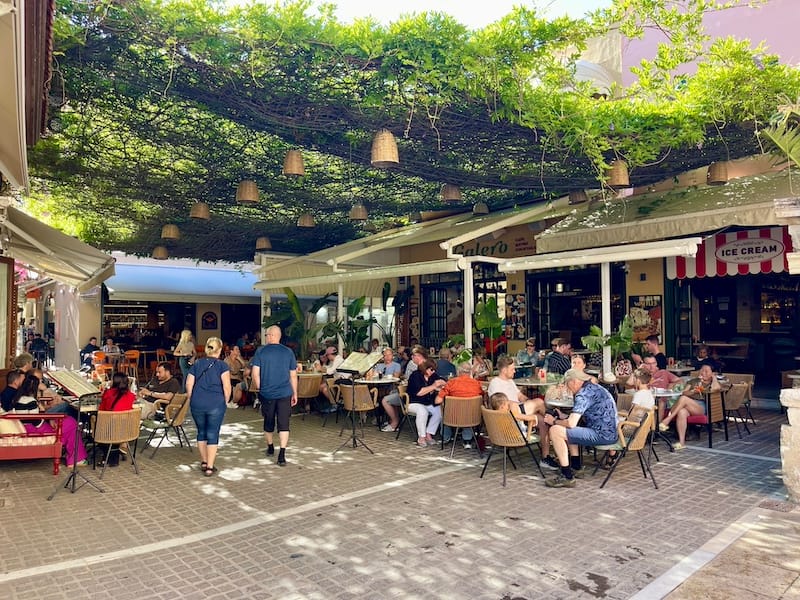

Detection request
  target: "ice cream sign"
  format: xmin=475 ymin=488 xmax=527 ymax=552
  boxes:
xmin=715 ymin=238 xmax=784 ymax=264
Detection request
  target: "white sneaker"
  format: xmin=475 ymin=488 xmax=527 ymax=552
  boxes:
xmin=463 ymin=442 xmax=472 ymax=450
xmin=227 ymin=402 xmax=238 ymax=409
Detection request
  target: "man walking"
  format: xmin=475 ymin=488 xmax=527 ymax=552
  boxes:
xmin=251 ymin=325 xmax=298 ymax=466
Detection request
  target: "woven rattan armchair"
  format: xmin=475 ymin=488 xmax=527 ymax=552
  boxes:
xmin=479 ymin=406 xmax=544 ymax=487
xmin=338 ymin=384 xmax=378 ymax=440
xmin=440 ymin=395 xmax=483 ymax=458
xmin=592 ymin=408 xmax=657 ymax=489
xmin=91 ymin=409 xmax=141 ymax=480
xmin=142 ymin=393 xmax=192 ymax=458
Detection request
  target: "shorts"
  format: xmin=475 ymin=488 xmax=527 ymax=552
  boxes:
xmin=566 ymin=426 xmax=617 ymax=447
xmin=382 ymin=392 xmax=401 ymax=407
xmin=260 ymin=394 xmax=292 ymax=433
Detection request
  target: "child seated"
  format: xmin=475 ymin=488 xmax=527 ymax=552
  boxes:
xmin=489 ymin=392 xmax=538 ymax=440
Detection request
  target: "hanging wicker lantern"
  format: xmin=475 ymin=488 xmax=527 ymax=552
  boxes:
xmin=189 ymin=202 xmax=210 ymax=220
xmin=568 ymin=190 xmax=589 ymax=205
xmin=236 ymin=180 xmax=259 ymax=202
xmin=707 ymin=161 xmax=728 ymax=185
xmin=472 ymin=202 xmax=489 ymax=215
xmin=297 ymin=213 xmax=315 ymax=228
xmin=348 ymin=203 xmax=368 ymax=221
xmin=282 ymin=150 xmax=305 ymax=176
xmin=255 ymin=236 xmax=272 ymax=251
xmin=160 ymin=224 xmax=180 ymax=240
xmin=441 ymin=184 xmax=462 ymax=202
xmin=606 ymin=159 xmax=629 ymax=188
xmin=152 ymin=246 xmax=169 ymax=260
xmin=370 ymin=129 xmax=399 ymax=168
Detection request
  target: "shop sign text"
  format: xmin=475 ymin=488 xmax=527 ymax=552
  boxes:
xmin=453 ymin=239 xmax=509 ymax=257
xmin=715 ymin=238 xmax=784 ymax=264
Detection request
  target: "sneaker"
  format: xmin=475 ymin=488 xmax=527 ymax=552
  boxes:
xmin=541 ymin=456 xmax=560 ymax=470
xmin=572 ymin=467 xmax=589 ymax=479
xmin=462 ymin=442 xmax=473 ymax=450
xmin=277 ymin=449 xmax=287 ymax=466
xmin=673 ymin=442 xmax=685 ymax=451
xmin=658 ymin=422 xmax=669 ymax=432
xmin=545 ymin=474 xmax=576 ymax=488
xmin=227 ymin=402 xmax=238 ymax=409
xmin=266 ymin=444 xmax=275 ymax=456
xmin=380 ymin=423 xmax=397 ymax=432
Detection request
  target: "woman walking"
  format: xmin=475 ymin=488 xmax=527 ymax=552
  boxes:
xmin=173 ymin=329 xmax=197 ymax=393
xmin=186 ymin=337 xmax=231 ymax=476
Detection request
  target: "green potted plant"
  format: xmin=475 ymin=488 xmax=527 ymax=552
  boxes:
xmin=581 ymin=315 xmax=636 ymax=371
xmin=475 ymin=297 xmax=504 ymax=363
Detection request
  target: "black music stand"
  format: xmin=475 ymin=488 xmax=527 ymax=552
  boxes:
xmin=48 ymin=393 xmax=104 ymax=500
xmin=332 ymin=351 xmax=381 ymax=454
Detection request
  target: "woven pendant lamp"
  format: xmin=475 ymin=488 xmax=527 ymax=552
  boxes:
xmin=707 ymin=161 xmax=728 ymax=185
xmin=606 ymin=159 xmax=629 ymax=188
xmin=441 ymin=184 xmax=462 ymax=202
xmin=370 ymin=129 xmax=399 ymax=168
xmin=568 ymin=190 xmax=589 ymax=205
xmin=160 ymin=224 xmax=180 ymax=240
xmin=189 ymin=201 xmax=210 ymax=220
xmin=348 ymin=203 xmax=368 ymax=221
xmin=472 ymin=202 xmax=489 ymax=215
xmin=255 ymin=236 xmax=272 ymax=251
xmin=152 ymin=246 xmax=169 ymax=260
xmin=297 ymin=213 xmax=315 ymax=228
xmin=236 ymin=180 xmax=259 ymax=203
xmin=282 ymin=150 xmax=305 ymax=176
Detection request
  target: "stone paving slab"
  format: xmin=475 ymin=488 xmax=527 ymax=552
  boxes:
xmin=0 ymin=407 xmax=789 ymax=599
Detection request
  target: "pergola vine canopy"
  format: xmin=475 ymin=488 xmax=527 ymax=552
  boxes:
xmin=22 ymin=0 xmax=800 ymax=261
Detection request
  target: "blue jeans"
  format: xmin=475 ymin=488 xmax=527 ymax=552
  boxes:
xmin=178 ymin=356 xmax=191 ymax=392
xmin=191 ymin=406 xmax=225 ymax=445
xmin=442 ymin=425 xmax=474 ymax=442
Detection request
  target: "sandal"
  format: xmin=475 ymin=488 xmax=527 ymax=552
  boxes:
xmin=203 ymin=466 xmax=218 ymax=477
xmin=200 ymin=461 xmax=207 ymax=471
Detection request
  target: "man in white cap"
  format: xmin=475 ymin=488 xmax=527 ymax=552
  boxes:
xmin=541 ymin=368 xmax=618 ymax=488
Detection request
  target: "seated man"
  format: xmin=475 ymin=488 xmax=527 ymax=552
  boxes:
xmin=631 ymin=334 xmax=667 ymax=369
xmin=435 ymin=347 xmax=457 ymax=380
xmin=515 ymin=337 xmax=542 ymax=377
xmin=1 ymin=369 xmax=24 ymax=412
xmin=543 ymin=368 xmax=618 ymax=488
xmin=488 ymin=356 xmax=545 ymax=447
xmin=544 ymin=338 xmax=572 ymax=375
xmin=138 ymin=362 xmax=181 ymax=418
xmin=690 ymin=344 xmax=722 ymax=372
xmin=436 ymin=361 xmax=483 ymax=448
xmin=626 ymin=354 xmax=681 ymax=420
xmin=80 ymin=336 xmax=100 ymax=369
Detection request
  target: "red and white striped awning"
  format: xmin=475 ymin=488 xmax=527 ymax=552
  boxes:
xmin=666 ymin=227 xmax=792 ymax=279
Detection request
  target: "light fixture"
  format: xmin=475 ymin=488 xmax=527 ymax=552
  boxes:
xmin=282 ymin=150 xmax=305 ymax=176
xmin=370 ymin=129 xmax=399 ymax=168
xmin=189 ymin=201 xmax=210 ymax=220
xmin=160 ymin=224 xmax=180 ymax=240
xmin=473 ymin=202 xmax=489 ymax=215
xmin=255 ymin=236 xmax=272 ymax=251
xmin=236 ymin=180 xmax=259 ymax=202
xmin=606 ymin=159 xmax=629 ymax=188
xmin=441 ymin=184 xmax=462 ymax=202
xmin=348 ymin=203 xmax=368 ymax=221
xmin=707 ymin=161 xmax=728 ymax=185
xmin=555 ymin=282 xmax=565 ymax=293
xmin=297 ymin=213 xmax=315 ymax=228
xmin=152 ymin=246 xmax=169 ymax=260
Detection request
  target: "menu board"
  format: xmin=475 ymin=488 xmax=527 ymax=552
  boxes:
xmin=337 ymin=351 xmax=383 ymax=375
xmin=47 ymin=370 xmax=102 ymax=398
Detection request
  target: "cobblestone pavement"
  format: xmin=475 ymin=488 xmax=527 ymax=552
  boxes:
xmin=0 ymin=404 xmax=790 ymax=599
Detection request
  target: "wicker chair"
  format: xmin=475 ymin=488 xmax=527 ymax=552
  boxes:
xmin=338 ymin=384 xmax=378 ymax=440
xmin=142 ymin=393 xmax=192 ymax=458
xmin=724 ymin=373 xmax=755 ymax=425
xmin=91 ymin=409 xmax=141 ymax=480
xmin=723 ymin=382 xmax=751 ymax=438
xmin=479 ymin=406 xmax=544 ymax=487
xmin=394 ymin=383 xmax=418 ymax=441
xmin=592 ymin=408 xmax=657 ymax=489
xmin=297 ymin=373 xmax=323 ymax=419
xmin=440 ymin=395 xmax=483 ymax=458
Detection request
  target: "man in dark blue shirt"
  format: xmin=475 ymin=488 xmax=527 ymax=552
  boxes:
xmin=1 ymin=370 xmax=24 ymax=412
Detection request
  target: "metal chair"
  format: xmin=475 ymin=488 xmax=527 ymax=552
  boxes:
xmin=141 ymin=393 xmax=192 ymax=458
xmin=394 ymin=383 xmax=419 ymax=441
xmin=592 ymin=408 xmax=657 ymax=489
xmin=440 ymin=395 xmax=483 ymax=458
xmin=91 ymin=409 xmax=141 ymax=480
xmin=120 ymin=350 xmax=141 ymax=381
xmin=724 ymin=373 xmax=756 ymax=425
xmin=723 ymin=382 xmax=751 ymax=438
xmin=479 ymin=406 xmax=544 ymax=487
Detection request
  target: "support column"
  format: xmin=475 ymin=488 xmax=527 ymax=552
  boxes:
xmin=779 ymin=389 xmax=800 ymax=504
xmin=600 ymin=262 xmax=612 ymax=374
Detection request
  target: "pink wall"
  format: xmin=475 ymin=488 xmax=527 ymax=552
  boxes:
xmin=621 ymin=0 xmax=798 ymax=86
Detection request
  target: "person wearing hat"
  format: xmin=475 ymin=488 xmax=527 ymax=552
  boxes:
xmin=544 ymin=338 xmax=572 ymax=375
xmin=515 ymin=337 xmax=542 ymax=377
xmin=541 ymin=368 xmax=618 ymax=488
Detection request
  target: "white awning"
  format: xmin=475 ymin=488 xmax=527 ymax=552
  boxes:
xmin=0 ymin=0 xmax=28 ymax=190
xmin=105 ymin=255 xmax=259 ymax=304
xmin=0 ymin=200 xmax=115 ymax=290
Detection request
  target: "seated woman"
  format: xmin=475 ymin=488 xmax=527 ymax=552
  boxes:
xmin=470 ymin=347 xmax=492 ymax=381
xmin=97 ymin=371 xmax=137 ymax=465
xmin=658 ymin=364 xmax=720 ymax=450
xmin=406 ymin=358 xmax=446 ymax=447
xmin=12 ymin=372 xmax=87 ymax=467
xmin=489 ymin=392 xmax=538 ymax=440
xmin=225 ymin=345 xmax=247 ymax=386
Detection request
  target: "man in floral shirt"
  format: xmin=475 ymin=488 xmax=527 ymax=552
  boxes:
xmin=542 ymin=369 xmax=618 ymax=488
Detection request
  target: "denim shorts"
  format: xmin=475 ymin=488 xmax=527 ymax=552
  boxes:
xmin=566 ymin=426 xmax=617 ymax=447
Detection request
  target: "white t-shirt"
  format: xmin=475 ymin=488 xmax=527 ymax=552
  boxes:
xmin=326 ymin=355 xmax=344 ymax=375
xmin=487 ymin=377 xmax=522 ymax=403
xmin=632 ymin=389 xmax=655 ymax=410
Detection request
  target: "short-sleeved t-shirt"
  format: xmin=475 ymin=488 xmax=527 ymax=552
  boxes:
xmin=487 ymin=377 xmax=522 ymax=403
xmin=251 ymin=343 xmax=297 ymax=399
xmin=375 ymin=361 xmax=401 ymax=377
xmin=188 ymin=357 xmax=230 ymax=411
xmin=572 ymin=381 xmax=618 ymax=442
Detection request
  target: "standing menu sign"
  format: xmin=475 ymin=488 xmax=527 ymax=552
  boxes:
xmin=628 ymin=295 xmax=663 ymax=342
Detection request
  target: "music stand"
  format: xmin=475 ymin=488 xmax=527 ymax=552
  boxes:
xmin=48 ymin=392 xmax=105 ymax=500
xmin=332 ymin=351 xmax=381 ymax=454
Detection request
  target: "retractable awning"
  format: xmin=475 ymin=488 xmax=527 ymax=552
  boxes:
xmin=105 ymin=255 xmax=258 ymax=304
xmin=0 ymin=0 xmax=27 ymax=190
xmin=0 ymin=200 xmax=115 ymax=290
xmin=535 ymin=169 xmax=791 ymax=254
